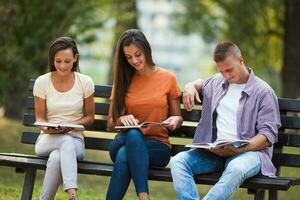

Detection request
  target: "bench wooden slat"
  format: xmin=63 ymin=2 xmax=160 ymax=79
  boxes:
xmin=280 ymin=115 xmax=300 ymax=129
xmin=181 ymin=110 xmax=201 ymax=122
xmin=0 ymin=153 xmax=296 ymax=191
xmin=94 ymin=85 xmax=112 ymax=98
xmin=272 ymin=153 xmax=300 ymax=167
xmin=275 ymin=133 xmax=300 ymax=147
xmin=147 ymin=168 xmax=293 ymax=190
xmin=278 ymin=98 xmax=300 ymax=112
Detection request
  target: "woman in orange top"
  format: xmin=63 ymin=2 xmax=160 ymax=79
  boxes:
xmin=106 ymin=29 xmax=183 ymax=200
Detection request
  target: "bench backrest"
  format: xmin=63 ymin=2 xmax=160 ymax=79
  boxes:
xmin=22 ymin=79 xmax=300 ymax=173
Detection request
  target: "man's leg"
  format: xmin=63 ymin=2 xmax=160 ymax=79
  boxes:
xmin=170 ymin=149 xmax=223 ymax=200
xmin=203 ymin=151 xmax=261 ymax=200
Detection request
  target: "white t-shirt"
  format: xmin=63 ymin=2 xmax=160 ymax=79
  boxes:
xmin=216 ymin=83 xmax=245 ymax=140
xmin=33 ymin=72 xmax=94 ymax=138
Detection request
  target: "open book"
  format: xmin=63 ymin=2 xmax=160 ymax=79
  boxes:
xmin=115 ymin=122 xmax=169 ymax=130
xmin=33 ymin=121 xmax=85 ymax=130
xmin=185 ymin=139 xmax=249 ymax=149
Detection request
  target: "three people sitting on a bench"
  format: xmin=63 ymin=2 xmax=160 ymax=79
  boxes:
xmin=33 ymin=31 xmax=280 ymax=200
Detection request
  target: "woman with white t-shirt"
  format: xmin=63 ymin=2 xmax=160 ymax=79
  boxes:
xmin=33 ymin=37 xmax=95 ymax=200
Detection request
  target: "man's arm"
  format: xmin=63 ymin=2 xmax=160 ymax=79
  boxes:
xmin=209 ymin=134 xmax=270 ymax=157
xmin=210 ymin=89 xmax=280 ymax=157
xmin=182 ymin=79 xmax=203 ymax=111
xmin=244 ymin=134 xmax=271 ymax=151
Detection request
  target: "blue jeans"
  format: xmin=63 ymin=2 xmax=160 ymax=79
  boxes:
xmin=170 ymin=149 xmax=261 ymax=200
xmin=106 ymin=129 xmax=171 ymax=200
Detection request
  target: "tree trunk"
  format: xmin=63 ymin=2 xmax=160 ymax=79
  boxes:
xmin=107 ymin=0 xmax=138 ymax=85
xmin=282 ymin=0 xmax=300 ymax=98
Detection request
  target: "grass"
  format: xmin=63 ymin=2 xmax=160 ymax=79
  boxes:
xmin=0 ymin=117 xmax=299 ymax=199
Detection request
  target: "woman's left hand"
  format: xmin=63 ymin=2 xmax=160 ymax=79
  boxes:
xmin=163 ymin=116 xmax=183 ymax=131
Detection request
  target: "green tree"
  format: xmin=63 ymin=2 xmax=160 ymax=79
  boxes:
xmin=175 ymin=0 xmax=300 ymax=98
xmin=0 ymin=0 xmax=109 ymax=119
xmin=107 ymin=0 xmax=138 ymax=84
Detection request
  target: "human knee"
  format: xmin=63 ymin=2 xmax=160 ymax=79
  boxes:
xmin=115 ymin=146 xmax=127 ymax=164
xmin=126 ymin=129 xmax=144 ymax=144
xmin=47 ymin=151 xmax=60 ymax=168
xmin=170 ymin=154 xmax=179 ymax=169
xmin=226 ymin=165 xmax=249 ymax=181
xmin=226 ymin=156 xmax=260 ymax=181
xmin=61 ymin=135 xmax=76 ymax=150
xmin=35 ymin=140 xmax=47 ymax=156
xmin=170 ymin=152 xmax=188 ymax=171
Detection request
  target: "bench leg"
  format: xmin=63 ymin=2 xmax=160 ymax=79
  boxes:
xmin=268 ymin=190 xmax=278 ymax=200
xmin=254 ymin=189 xmax=265 ymax=200
xmin=21 ymin=168 xmax=37 ymax=200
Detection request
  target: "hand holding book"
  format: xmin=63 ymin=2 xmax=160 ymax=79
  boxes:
xmin=162 ymin=116 xmax=183 ymax=131
xmin=115 ymin=121 xmax=169 ymax=130
xmin=115 ymin=114 xmax=178 ymax=130
xmin=185 ymin=139 xmax=249 ymax=149
xmin=34 ymin=121 xmax=85 ymax=130
xmin=118 ymin=114 xmax=140 ymax=127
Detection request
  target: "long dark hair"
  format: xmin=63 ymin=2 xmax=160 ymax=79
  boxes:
xmin=112 ymin=29 xmax=155 ymax=122
xmin=48 ymin=36 xmax=80 ymax=72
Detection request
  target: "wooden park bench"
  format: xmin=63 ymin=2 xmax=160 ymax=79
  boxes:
xmin=0 ymin=79 xmax=300 ymax=200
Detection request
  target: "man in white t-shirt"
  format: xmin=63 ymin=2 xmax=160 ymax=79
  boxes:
xmin=170 ymin=42 xmax=281 ymax=200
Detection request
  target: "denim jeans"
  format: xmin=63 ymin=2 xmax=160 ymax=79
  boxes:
xmin=170 ymin=149 xmax=261 ymax=200
xmin=35 ymin=133 xmax=85 ymax=200
xmin=106 ymin=129 xmax=171 ymax=200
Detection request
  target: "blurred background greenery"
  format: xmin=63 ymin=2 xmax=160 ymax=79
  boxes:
xmin=0 ymin=0 xmax=300 ymax=199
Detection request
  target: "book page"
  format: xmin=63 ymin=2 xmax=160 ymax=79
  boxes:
xmin=213 ymin=139 xmax=249 ymax=148
xmin=33 ymin=121 xmax=85 ymax=130
xmin=185 ymin=143 xmax=214 ymax=149
xmin=185 ymin=139 xmax=249 ymax=149
xmin=115 ymin=121 xmax=169 ymax=129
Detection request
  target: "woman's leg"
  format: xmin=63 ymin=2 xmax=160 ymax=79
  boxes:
xmin=125 ymin=129 xmax=148 ymax=195
xmin=135 ymin=140 xmax=171 ymax=200
xmin=35 ymin=134 xmax=84 ymax=200
xmin=106 ymin=133 xmax=130 ymax=200
xmin=67 ymin=137 xmax=85 ymax=200
xmin=39 ymin=150 xmax=62 ymax=200
xmin=60 ymin=135 xmax=85 ymax=200
xmin=107 ymin=129 xmax=168 ymax=200
xmin=35 ymin=134 xmax=62 ymax=200
xmin=132 ymin=139 xmax=171 ymax=194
